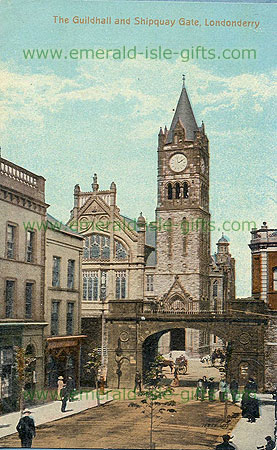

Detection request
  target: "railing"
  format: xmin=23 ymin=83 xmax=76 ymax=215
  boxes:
xmin=144 ymin=302 xmax=225 ymax=316
xmin=0 ymin=160 xmax=38 ymax=189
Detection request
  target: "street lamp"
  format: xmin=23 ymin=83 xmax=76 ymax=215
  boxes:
xmin=99 ymin=272 xmax=107 ymax=395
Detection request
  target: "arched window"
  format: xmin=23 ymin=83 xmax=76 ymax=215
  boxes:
xmin=115 ymin=271 xmax=126 ymax=299
xmin=183 ymin=182 xmax=189 ymax=199
xmin=115 ymin=240 xmax=127 ymax=260
xmin=175 ymin=183 xmax=181 ymax=199
xmin=83 ymin=234 xmax=110 ymax=260
xmin=273 ymin=267 xmax=277 ymax=291
xmin=90 ymin=234 xmax=100 ymax=258
xmin=168 ymin=183 xmax=173 ymax=200
xmin=101 ymin=236 xmax=110 ymax=259
xmin=213 ymin=280 xmax=218 ymax=297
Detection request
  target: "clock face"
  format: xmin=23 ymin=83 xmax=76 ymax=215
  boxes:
xmin=169 ymin=153 xmax=187 ymax=173
xmin=200 ymin=158 xmax=205 ymax=174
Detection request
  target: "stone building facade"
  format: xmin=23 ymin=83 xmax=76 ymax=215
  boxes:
xmin=249 ymin=222 xmax=277 ymax=390
xmin=44 ymin=214 xmax=85 ymax=388
xmin=68 ymin=82 xmax=236 ymax=383
xmin=0 ymin=157 xmax=48 ymax=411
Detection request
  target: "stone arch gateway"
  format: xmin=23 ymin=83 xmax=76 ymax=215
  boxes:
xmin=106 ymin=302 xmax=266 ymax=390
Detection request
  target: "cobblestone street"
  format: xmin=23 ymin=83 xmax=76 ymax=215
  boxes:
xmin=0 ymin=388 xmax=241 ymax=449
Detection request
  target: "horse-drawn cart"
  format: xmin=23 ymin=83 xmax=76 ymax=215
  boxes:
xmin=175 ymin=355 xmax=188 ymax=374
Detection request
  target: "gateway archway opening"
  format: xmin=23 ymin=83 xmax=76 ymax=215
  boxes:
xmin=142 ymin=327 xmax=227 ymax=385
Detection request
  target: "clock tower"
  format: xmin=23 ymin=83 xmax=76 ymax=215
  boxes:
xmin=154 ymin=79 xmax=210 ymax=307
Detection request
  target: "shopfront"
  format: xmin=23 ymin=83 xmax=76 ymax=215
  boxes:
xmin=45 ymin=335 xmax=86 ymax=389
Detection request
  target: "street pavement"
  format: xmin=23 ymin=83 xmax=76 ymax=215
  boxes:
xmin=230 ymin=394 xmax=276 ymax=450
xmin=0 ymin=389 xmax=112 ymax=440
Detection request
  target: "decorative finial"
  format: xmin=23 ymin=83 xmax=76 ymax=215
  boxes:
xmin=182 ymin=74 xmax=185 ymax=87
xmin=92 ymin=173 xmax=99 ymax=192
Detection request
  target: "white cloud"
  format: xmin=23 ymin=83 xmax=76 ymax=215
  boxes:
xmin=0 ymin=58 xmax=276 ymax=132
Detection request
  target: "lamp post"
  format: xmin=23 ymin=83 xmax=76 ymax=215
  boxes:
xmin=100 ymin=272 xmax=106 ymax=394
xmin=224 ymin=340 xmax=232 ymax=422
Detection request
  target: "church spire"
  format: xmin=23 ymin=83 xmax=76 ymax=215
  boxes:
xmin=166 ymin=77 xmax=199 ymax=143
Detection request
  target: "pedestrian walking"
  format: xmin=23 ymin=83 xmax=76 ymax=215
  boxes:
xmin=171 ymin=366 xmax=180 ymax=387
xmin=196 ymin=378 xmax=205 ymax=401
xmin=245 ymin=377 xmax=258 ymax=393
xmin=134 ymin=370 xmax=142 ymax=393
xmin=230 ymin=379 xmax=239 ymax=403
xmin=257 ymin=435 xmax=275 ymax=450
xmin=219 ymin=379 xmax=227 ymax=402
xmin=241 ymin=391 xmax=260 ymax=422
xmin=66 ymin=376 xmax=75 ymax=401
xmin=208 ymin=377 xmax=216 ymax=402
xmin=16 ymin=410 xmax=36 ymax=448
xmin=57 ymin=375 xmax=64 ymax=400
xmin=215 ymin=434 xmax=236 ymax=450
xmin=203 ymin=375 xmax=208 ymax=394
xmin=60 ymin=384 xmax=69 ymax=412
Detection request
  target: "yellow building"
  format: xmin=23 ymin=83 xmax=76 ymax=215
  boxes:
xmin=44 ymin=214 xmax=85 ymax=388
xmin=0 ymin=157 xmax=48 ymax=412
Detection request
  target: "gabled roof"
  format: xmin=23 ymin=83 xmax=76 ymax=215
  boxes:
xmin=47 ymin=213 xmax=83 ymax=239
xmin=166 ymin=86 xmax=199 ymax=143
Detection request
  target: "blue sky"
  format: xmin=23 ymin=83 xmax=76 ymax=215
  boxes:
xmin=0 ymin=0 xmax=276 ymax=296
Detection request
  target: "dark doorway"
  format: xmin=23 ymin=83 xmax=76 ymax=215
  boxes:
xmin=170 ymin=329 xmax=185 ymax=350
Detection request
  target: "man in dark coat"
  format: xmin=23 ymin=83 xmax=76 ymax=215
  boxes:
xmin=241 ymin=391 xmax=260 ymax=422
xmin=60 ymin=384 xmax=69 ymax=412
xmin=16 ymin=410 xmax=36 ymax=448
xmin=215 ymin=435 xmax=236 ymax=450
xmin=245 ymin=377 xmax=258 ymax=393
xmin=208 ymin=377 xmax=216 ymax=402
xmin=230 ymin=379 xmax=239 ymax=403
xmin=134 ymin=370 xmax=142 ymax=393
xmin=66 ymin=376 xmax=75 ymax=401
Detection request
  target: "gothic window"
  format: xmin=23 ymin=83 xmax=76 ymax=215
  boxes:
xmin=25 ymin=282 xmax=33 ymax=319
xmin=90 ymin=234 xmax=100 ymax=258
xmin=273 ymin=267 xmax=277 ymax=291
xmin=175 ymin=183 xmax=181 ymax=199
xmin=101 ymin=236 xmax=110 ymax=259
xmin=93 ymin=274 xmax=98 ymax=301
xmin=115 ymin=240 xmax=127 ymax=260
xmin=67 ymin=260 xmax=75 ymax=289
xmin=183 ymin=182 xmax=189 ymax=199
xmin=83 ymin=271 xmax=102 ymax=301
xmin=115 ymin=271 xmax=126 ymax=299
xmin=100 ymin=271 xmax=107 ymax=300
xmin=83 ymin=234 xmax=110 ymax=260
xmin=52 ymin=256 xmax=61 ymax=287
xmin=167 ymin=183 xmax=173 ymax=200
xmin=5 ymin=280 xmax=15 ymax=318
xmin=213 ymin=280 xmax=218 ymax=297
xmin=146 ymin=275 xmax=154 ymax=292
xmin=88 ymin=276 xmax=93 ymax=300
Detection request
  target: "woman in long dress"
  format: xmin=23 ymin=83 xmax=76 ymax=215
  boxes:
xmin=57 ymin=376 xmax=64 ymax=400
